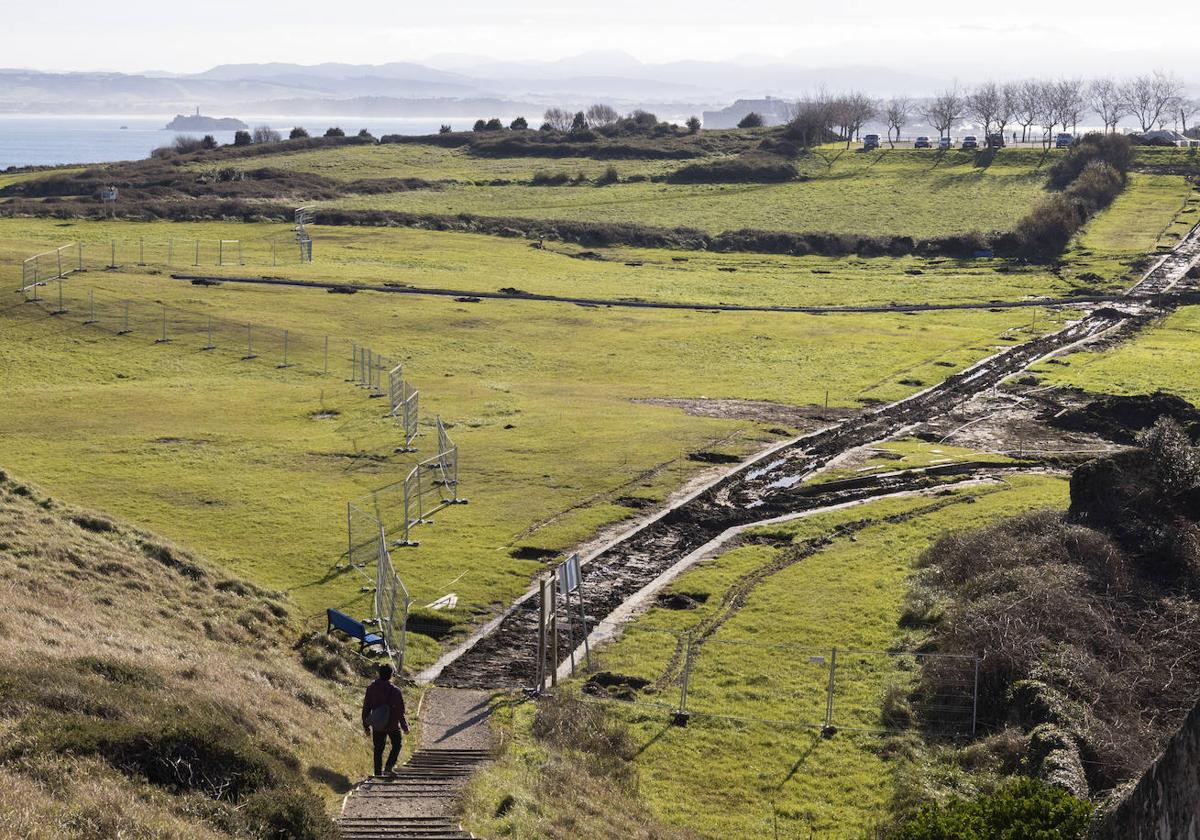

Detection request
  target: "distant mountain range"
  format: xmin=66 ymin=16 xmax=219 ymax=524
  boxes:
xmin=0 ymin=55 xmax=948 ymax=119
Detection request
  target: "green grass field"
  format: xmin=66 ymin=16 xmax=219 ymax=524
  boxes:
xmin=464 ymin=474 xmax=1069 ymax=839
xmin=1031 ymin=304 xmax=1200 ymax=404
xmin=1077 ymin=173 xmax=1197 ymax=255
xmin=0 ymin=247 xmax=1071 ymax=671
xmin=0 ymin=217 xmax=1091 ymax=310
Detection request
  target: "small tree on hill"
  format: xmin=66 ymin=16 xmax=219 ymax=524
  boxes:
xmin=252 ymin=126 xmax=281 ymax=144
xmin=571 ymin=111 xmax=588 ymax=131
xmin=324 ymin=126 xmax=345 ymax=137
xmin=485 ymin=118 xmax=504 ymax=131
xmin=438 ymin=124 xmax=452 ymax=134
xmin=738 ymin=112 xmax=764 ymax=129
xmin=233 ymin=130 xmax=252 ymax=146
xmin=686 ymin=115 xmax=701 ymax=134
xmin=543 ymin=108 xmax=572 ymax=132
xmin=885 ymin=97 xmax=910 ymax=147
xmin=510 ymin=116 xmax=528 ymax=130
xmin=585 ymin=103 xmax=619 ymax=128
xmin=289 ymin=126 xmax=309 ymax=139
xmin=473 ymin=119 xmax=487 ymax=132
xmin=200 ymin=135 xmax=217 ymax=150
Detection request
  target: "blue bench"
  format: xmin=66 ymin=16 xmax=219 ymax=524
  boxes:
xmin=327 ymin=608 xmax=383 ymax=651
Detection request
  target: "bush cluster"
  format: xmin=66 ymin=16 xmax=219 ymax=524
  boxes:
xmin=893 ymin=778 xmax=1092 ymax=840
xmin=666 ymin=152 xmax=797 ymax=184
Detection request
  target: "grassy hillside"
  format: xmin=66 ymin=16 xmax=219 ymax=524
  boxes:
xmin=0 ymin=255 xmax=1072 ymax=671
xmin=0 ymin=470 xmax=368 ymax=839
xmin=324 ymin=147 xmax=1050 ymax=238
xmin=464 ymin=475 xmax=1070 ymax=839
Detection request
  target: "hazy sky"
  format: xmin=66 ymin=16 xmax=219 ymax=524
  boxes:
xmin=9 ymin=0 xmax=1197 ymax=77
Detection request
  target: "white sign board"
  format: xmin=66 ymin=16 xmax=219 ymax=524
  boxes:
xmin=556 ymin=553 xmax=581 ymax=596
xmin=101 ymin=187 xmax=118 ymax=201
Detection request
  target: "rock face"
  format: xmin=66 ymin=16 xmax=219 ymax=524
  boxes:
xmin=1095 ymin=699 xmax=1200 ymax=839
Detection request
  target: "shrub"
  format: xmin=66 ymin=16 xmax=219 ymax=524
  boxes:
xmin=172 ymin=135 xmax=204 ymax=154
xmin=233 ymin=130 xmax=252 ymax=146
xmin=893 ymin=778 xmax=1092 ymax=840
xmin=571 ymin=111 xmax=587 ymax=131
xmin=438 ymin=124 xmax=452 ymax=134
xmin=530 ymin=171 xmax=571 ymax=186
xmin=251 ymin=126 xmax=281 ymax=144
xmin=509 ymin=116 xmax=528 ymax=130
xmin=737 ymin=112 xmax=765 ymax=129
xmin=597 ymin=165 xmax=619 ymax=185
xmin=473 ymin=119 xmax=487 ymax=132
xmin=686 ymin=115 xmax=701 ymax=134
xmin=323 ymin=127 xmax=345 ymax=138
xmin=200 ymin=135 xmax=217 ymax=150
xmin=356 ymin=128 xmax=374 ymax=141
xmin=667 ymin=152 xmax=796 ymax=184
xmin=289 ymin=126 xmax=309 ymax=139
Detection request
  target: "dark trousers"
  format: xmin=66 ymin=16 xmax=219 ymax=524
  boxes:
xmin=372 ymin=730 xmax=402 ymax=775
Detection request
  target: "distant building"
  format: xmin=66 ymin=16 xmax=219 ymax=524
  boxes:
xmin=701 ymin=97 xmax=793 ymax=129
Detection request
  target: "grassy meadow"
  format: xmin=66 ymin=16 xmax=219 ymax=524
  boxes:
xmin=324 ymin=148 xmax=1050 ymax=238
xmin=464 ymin=474 xmax=1070 ymax=838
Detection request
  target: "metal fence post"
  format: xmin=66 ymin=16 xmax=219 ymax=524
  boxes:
xmin=675 ymin=634 xmax=693 ymax=725
xmin=84 ymin=289 xmax=97 ymax=324
xmin=168 ymin=239 xmax=173 ymax=265
xmin=245 ymin=324 xmax=257 ymax=359
xmin=204 ymin=316 xmax=215 ymax=350
xmin=280 ymin=330 xmax=290 ymax=368
xmin=156 ymin=303 xmax=170 ymax=343
xmin=56 ymin=248 xmax=62 ymax=279
xmin=219 ymin=240 xmax=224 ymax=266
xmin=77 ymin=242 xmax=82 ymax=271
xmin=139 ymin=237 xmax=145 ymax=265
xmin=54 ymin=280 xmax=65 ymax=314
xmin=118 ymin=300 xmax=131 ymax=334
xmin=824 ymin=647 xmax=838 ymax=731
xmin=536 ymin=576 xmax=548 ymax=693
xmin=194 ymin=240 xmax=200 ymax=267
xmin=972 ymin=656 xmax=980 ymax=737
xmin=272 ymin=240 xmax=276 ymax=267
xmin=577 ymin=575 xmax=591 ymax=670
xmin=323 ymin=335 xmax=329 ymax=374
xmin=238 ymin=240 xmax=243 ymax=265
xmin=110 ymin=240 xmax=116 ymax=269
xmin=549 ymin=568 xmax=559 ymax=689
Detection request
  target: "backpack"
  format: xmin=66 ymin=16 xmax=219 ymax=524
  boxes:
xmin=367 ymin=704 xmax=391 ymax=732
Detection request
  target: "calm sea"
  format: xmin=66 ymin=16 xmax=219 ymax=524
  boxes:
xmin=0 ymin=115 xmax=480 ymax=170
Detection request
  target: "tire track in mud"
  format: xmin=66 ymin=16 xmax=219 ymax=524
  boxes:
xmin=428 ymin=223 xmax=1200 ymax=690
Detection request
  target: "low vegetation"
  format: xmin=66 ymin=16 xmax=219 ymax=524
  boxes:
xmin=0 ymin=470 xmax=364 ymax=839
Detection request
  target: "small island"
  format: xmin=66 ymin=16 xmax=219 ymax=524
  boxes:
xmin=164 ymin=109 xmax=247 ymax=131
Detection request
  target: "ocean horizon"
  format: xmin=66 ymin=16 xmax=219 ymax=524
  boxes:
xmin=0 ymin=115 xmax=488 ymax=170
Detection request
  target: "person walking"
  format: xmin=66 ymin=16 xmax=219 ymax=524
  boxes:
xmin=362 ymin=663 xmax=409 ymax=777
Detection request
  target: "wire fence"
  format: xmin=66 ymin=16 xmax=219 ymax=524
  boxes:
xmin=16 ymin=237 xmax=310 ymax=293
xmin=545 ymin=619 xmax=978 ymax=738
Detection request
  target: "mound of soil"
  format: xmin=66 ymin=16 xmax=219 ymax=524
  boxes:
xmin=1050 ymin=392 xmax=1200 ymax=444
xmin=583 ymin=671 xmax=650 ymax=701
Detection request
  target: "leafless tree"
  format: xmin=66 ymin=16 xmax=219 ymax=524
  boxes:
xmin=585 ymin=104 xmax=619 ymax=128
xmin=1055 ymin=78 xmax=1088 ymax=133
xmin=1089 ymin=78 xmax=1126 ymax=134
xmin=966 ymin=82 xmax=1003 ymax=136
xmin=784 ymin=93 xmax=838 ymax=148
xmin=842 ymin=93 xmax=877 ymax=147
xmin=1121 ymin=72 xmax=1185 ymax=133
xmin=885 ymin=96 xmax=911 ymax=147
xmin=251 ymin=125 xmax=281 ymax=144
xmin=1179 ymin=99 xmax=1200 ymax=136
xmin=1038 ymin=82 xmax=1061 ymax=148
xmin=921 ymin=88 xmax=964 ymax=140
xmin=996 ymin=83 xmax=1018 ymax=140
xmin=1013 ymin=80 xmax=1042 ymax=143
xmin=542 ymin=108 xmax=573 ymax=132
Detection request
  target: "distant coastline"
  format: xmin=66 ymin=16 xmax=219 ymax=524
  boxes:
xmin=164 ymin=113 xmax=247 ymax=131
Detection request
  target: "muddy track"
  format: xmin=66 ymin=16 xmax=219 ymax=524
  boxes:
xmin=431 ymin=223 xmax=1200 ymax=690
xmin=170 ymin=272 xmax=1119 ymax=315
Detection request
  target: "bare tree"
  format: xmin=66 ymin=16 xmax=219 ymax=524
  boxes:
xmin=1121 ymin=72 xmax=1185 ymax=133
xmin=921 ymin=88 xmax=964 ymax=141
xmin=784 ymin=93 xmax=838 ymax=148
xmin=996 ymin=83 xmax=1018 ymax=141
xmin=843 ymin=92 xmax=877 ymax=147
xmin=885 ymin=96 xmax=911 ymax=147
xmin=585 ymin=104 xmax=619 ymax=128
xmin=1013 ymin=80 xmax=1042 ymax=143
xmin=966 ymin=82 xmax=1003 ymax=137
xmin=1089 ymin=78 xmax=1126 ymax=134
xmin=1037 ymin=82 xmax=1061 ymax=148
xmin=1056 ymin=78 xmax=1088 ymax=133
xmin=251 ymin=125 xmax=281 ymax=144
xmin=1179 ymin=99 xmax=1200 ymax=136
xmin=542 ymin=108 xmax=573 ymax=132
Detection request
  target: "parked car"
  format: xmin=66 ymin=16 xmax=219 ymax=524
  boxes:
xmin=962 ymin=135 xmax=979 ymax=150
xmin=938 ymin=136 xmax=953 ymax=150
xmin=986 ymin=133 xmax=1005 ymax=149
xmin=1055 ymin=132 xmax=1074 ymax=148
xmin=914 ymin=136 xmax=932 ymax=148
xmin=862 ymin=134 xmax=881 ymax=150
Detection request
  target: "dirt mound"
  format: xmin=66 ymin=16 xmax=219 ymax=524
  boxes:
xmin=1050 ymin=391 xmax=1200 ymax=444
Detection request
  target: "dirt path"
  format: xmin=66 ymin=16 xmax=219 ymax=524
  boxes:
xmin=338 ymin=688 xmax=493 ymax=840
xmin=428 ymin=222 xmax=1200 ymax=690
xmin=170 ymin=271 xmax=1121 ymax=315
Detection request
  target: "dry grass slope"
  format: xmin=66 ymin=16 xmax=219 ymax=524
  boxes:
xmin=0 ymin=469 xmax=367 ymax=839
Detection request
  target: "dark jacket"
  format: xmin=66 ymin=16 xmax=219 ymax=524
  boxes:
xmin=362 ymin=678 xmax=408 ymax=733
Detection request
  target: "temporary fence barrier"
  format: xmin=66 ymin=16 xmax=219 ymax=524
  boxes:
xmin=19 ymin=244 xmax=81 ymax=299
xmin=389 ymin=363 xmax=419 ymax=452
